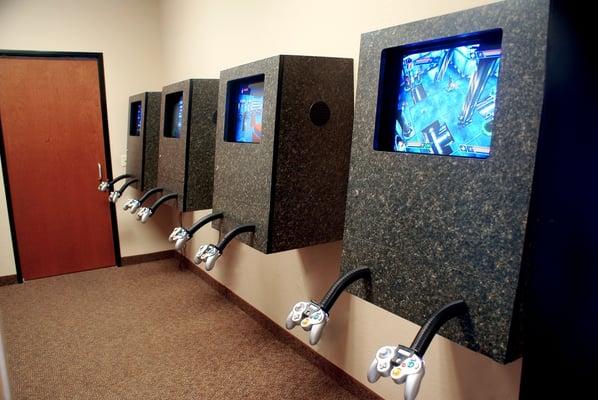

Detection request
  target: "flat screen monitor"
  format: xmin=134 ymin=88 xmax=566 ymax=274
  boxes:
xmin=164 ymin=92 xmax=184 ymax=138
xmin=130 ymin=101 xmax=142 ymax=136
xmin=374 ymin=29 xmax=503 ymax=159
xmin=224 ymin=75 xmax=265 ymax=144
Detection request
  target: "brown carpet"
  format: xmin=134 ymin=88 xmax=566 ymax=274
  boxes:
xmin=0 ymin=260 xmax=360 ymax=399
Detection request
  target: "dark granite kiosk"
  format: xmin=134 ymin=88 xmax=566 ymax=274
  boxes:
xmin=211 ymin=55 xmax=354 ymax=254
xmin=156 ymin=79 xmax=219 ymax=212
xmin=127 ymin=92 xmax=161 ymax=191
xmin=340 ymin=0 xmax=555 ymax=363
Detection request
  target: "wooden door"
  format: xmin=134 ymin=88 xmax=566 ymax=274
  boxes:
xmin=0 ymin=54 xmax=117 ymax=280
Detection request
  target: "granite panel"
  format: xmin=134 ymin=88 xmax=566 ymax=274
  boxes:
xmin=142 ymin=92 xmax=161 ymax=190
xmin=157 ymin=80 xmax=191 ymax=205
xmin=270 ymin=56 xmax=353 ymax=252
xmin=185 ymin=79 xmax=218 ymax=212
xmin=212 ymin=55 xmax=354 ymax=254
xmin=212 ymin=56 xmax=281 ymax=253
xmin=340 ymin=0 xmax=551 ymax=363
xmin=157 ymin=79 xmax=218 ymax=212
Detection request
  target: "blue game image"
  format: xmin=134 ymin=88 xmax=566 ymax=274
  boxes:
xmin=165 ymin=93 xmax=184 ymax=138
xmin=134 ymin=103 xmax=142 ymax=135
xmin=129 ymin=102 xmax=142 ymax=136
xmin=231 ymin=79 xmax=264 ymax=143
xmin=392 ymin=42 xmax=501 ymax=158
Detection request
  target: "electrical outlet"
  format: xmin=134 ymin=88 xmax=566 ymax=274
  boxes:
xmin=120 ymin=154 xmax=127 ymax=167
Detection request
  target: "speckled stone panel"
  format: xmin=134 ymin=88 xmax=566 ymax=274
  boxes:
xmin=157 ymin=80 xmax=191 ymax=205
xmin=212 ymin=56 xmax=281 ymax=253
xmin=157 ymin=80 xmax=218 ymax=212
xmin=270 ymin=56 xmax=353 ymax=252
xmin=212 ymin=55 xmax=354 ymax=254
xmin=340 ymin=0 xmax=550 ymax=363
xmin=126 ymin=93 xmax=145 ymax=190
xmin=142 ymin=92 xmax=161 ymax=190
xmin=184 ymin=79 xmax=218 ymax=212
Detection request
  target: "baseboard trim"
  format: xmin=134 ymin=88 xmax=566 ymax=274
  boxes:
xmin=121 ymin=250 xmax=176 ymax=266
xmin=0 ymin=275 xmax=17 ymax=286
xmin=174 ymin=253 xmax=383 ymax=400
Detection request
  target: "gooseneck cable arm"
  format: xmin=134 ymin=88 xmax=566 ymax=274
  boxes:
xmin=216 ymin=224 xmax=255 ymax=251
xmin=149 ymin=192 xmax=178 ymax=212
xmin=410 ymin=300 xmax=468 ymax=357
xmin=319 ymin=267 xmax=371 ymax=313
xmin=187 ymin=212 xmax=224 ymax=236
xmin=116 ymin=178 xmax=138 ymax=194
xmin=107 ymin=174 xmax=133 ymax=188
xmin=138 ymin=187 xmax=164 ymax=204
xmin=285 ymin=267 xmax=371 ymax=345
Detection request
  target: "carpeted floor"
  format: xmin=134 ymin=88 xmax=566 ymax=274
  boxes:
xmin=0 ymin=260 xmax=360 ymax=399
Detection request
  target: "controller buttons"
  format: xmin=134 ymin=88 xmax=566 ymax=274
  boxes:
xmin=401 ymin=363 xmax=406 ymax=368
xmin=378 ymin=361 xmax=388 ymax=370
xmin=407 ymin=360 xmax=415 ymax=368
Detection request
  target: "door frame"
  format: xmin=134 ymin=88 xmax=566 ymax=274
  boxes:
xmin=0 ymin=50 xmax=122 ymax=283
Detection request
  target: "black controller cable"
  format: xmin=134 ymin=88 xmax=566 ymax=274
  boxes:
xmin=319 ymin=267 xmax=371 ymax=313
xmin=137 ymin=187 xmax=165 ymax=205
xmin=149 ymin=192 xmax=178 ymax=212
xmin=410 ymin=300 xmax=468 ymax=357
xmin=106 ymin=174 xmax=133 ymax=189
xmin=187 ymin=212 xmax=224 ymax=236
xmin=115 ymin=178 xmax=139 ymax=195
xmin=215 ymin=224 xmax=255 ymax=252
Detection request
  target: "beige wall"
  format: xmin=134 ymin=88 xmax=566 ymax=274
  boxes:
xmin=161 ymin=0 xmax=521 ymax=399
xmin=0 ymin=0 xmax=522 ymax=399
xmin=0 ymin=0 xmax=178 ymax=277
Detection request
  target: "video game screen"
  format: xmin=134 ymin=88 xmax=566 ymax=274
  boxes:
xmin=164 ymin=92 xmax=184 ymax=138
xmin=129 ymin=101 xmax=142 ymax=136
xmin=375 ymin=30 xmax=502 ymax=159
xmin=225 ymin=75 xmax=264 ymax=144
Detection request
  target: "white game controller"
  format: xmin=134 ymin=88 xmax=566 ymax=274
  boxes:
xmin=136 ymin=207 xmax=152 ymax=223
xmin=98 ymin=181 xmax=110 ymax=192
xmin=168 ymin=227 xmax=190 ymax=250
xmin=193 ymin=244 xmax=221 ymax=271
xmin=367 ymin=345 xmax=425 ymax=400
xmin=122 ymin=199 xmax=141 ymax=213
xmin=108 ymin=191 xmax=121 ymax=203
xmin=285 ymin=301 xmax=329 ymax=345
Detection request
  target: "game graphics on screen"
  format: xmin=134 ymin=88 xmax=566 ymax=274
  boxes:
xmin=233 ymin=81 xmax=264 ymax=143
xmin=134 ymin=103 xmax=142 ymax=135
xmin=393 ymin=44 xmax=501 ymax=159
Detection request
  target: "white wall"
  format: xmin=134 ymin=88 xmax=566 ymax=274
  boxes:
xmin=0 ymin=0 xmax=178 ymax=277
xmin=160 ymin=1 xmax=521 ymax=399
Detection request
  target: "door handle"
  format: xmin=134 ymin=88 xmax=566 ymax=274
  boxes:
xmin=97 ymin=163 xmax=103 ymax=181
